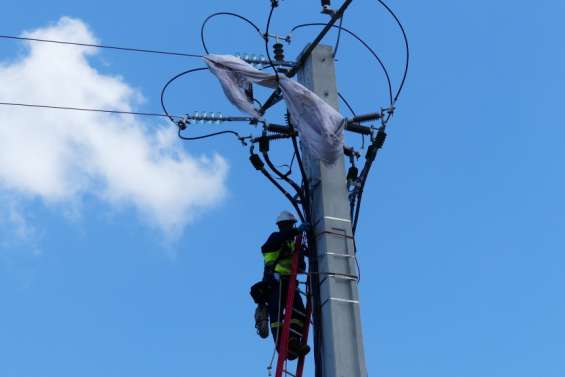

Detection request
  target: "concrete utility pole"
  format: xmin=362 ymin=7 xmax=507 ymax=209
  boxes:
xmin=297 ymin=44 xmax=367 ymax=377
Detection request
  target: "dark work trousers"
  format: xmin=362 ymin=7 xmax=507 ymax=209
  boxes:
xmin=267 ymin=276 xmax=307 ymax=351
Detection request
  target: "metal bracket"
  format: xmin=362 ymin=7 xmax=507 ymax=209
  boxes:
xmin=321 ymin=297 xmax=359 ymax=307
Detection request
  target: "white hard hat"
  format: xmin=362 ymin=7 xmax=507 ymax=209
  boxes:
xmin=276 ymin=211 xmax=297 ymax=224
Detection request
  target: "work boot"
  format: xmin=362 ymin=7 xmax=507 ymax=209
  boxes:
xmin=254 ymin=304 xmax=269 ymax=339
xmin=288 ymin=337 xmax=310 ymax=359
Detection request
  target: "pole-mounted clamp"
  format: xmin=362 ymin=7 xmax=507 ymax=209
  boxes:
xmin=177 ymin=115 xmax=189 ymax=130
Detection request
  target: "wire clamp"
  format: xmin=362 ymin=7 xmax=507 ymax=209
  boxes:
xmin=321 ymin=6 xmax=337 ymax=16
xmin=239 ymin=135 xmax=253 ymax=146
xmin=177 ymin=115 xmax=189 ymax=130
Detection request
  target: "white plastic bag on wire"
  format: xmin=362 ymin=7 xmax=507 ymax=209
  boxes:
xmin=204 ymin=54 xmax=345 ymax=164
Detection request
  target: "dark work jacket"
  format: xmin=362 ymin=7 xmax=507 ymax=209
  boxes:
xmin=261 ymin=228 xmax=306 ymax=280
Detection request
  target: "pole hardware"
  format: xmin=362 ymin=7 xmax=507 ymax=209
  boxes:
xmin=273 ymin=43 xmax=285 ymax=61
xmin=165 ymin=2 xmax=411 ymax=375
xmin=345 ymin=122 xmax=372 ymax=135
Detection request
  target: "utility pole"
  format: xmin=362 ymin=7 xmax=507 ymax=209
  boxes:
xmin=298 ymin=44 xmax=367 ymax=377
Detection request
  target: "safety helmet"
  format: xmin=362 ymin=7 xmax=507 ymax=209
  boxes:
xmin=276 ymin=211 xmax=297 ymax=224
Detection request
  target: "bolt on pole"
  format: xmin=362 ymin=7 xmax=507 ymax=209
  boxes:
xmin=297 ymin=44 xmax=368 ymax=377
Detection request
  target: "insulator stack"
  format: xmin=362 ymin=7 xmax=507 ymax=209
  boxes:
xmin=235 ymin=53 xmax=270 ymax=67
xmin=273 ymin=43 xmax=285 ymax=61
xmin=284 ymin=112 xmax=291 ymax=126
xmin=189 ymin=111 xmax=225 ymax=124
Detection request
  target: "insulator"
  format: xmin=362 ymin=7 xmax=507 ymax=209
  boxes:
xmin=189 ymin=111 xmax=225 ymax=124
xmin=207 ymin=113 xmax=215 ymax=124
xmin=347 ymin=166 xmax=359 ymax=182
xmin=265 ymin=133 xmax=290 ymax=141
xmin=374 ymin=128 xmax=387 ymax=149
xmin=273 ymin=43 xmax=284 ymax=62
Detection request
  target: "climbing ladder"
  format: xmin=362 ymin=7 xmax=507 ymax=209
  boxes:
xmin=274 ymin=234 xmax=313 ymax=377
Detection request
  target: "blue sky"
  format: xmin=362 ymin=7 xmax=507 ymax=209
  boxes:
xmin=1 ymin=1 xmax=564 ymax=377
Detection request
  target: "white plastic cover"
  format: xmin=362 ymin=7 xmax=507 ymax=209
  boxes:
xmin=204 ymin=54 xmax=345 ymax=164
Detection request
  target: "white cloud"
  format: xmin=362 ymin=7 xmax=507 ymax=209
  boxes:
xmin=0 ymin=198 xmax=41 ymax=254
xmin=0 ymin=17 xmax=228 ymax=238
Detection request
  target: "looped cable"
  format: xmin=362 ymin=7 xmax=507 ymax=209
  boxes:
xmin=201 ymin=12 xmax=263 ymax=54
xmin=291 ymin=23 xmax=393 ymax=107
xmin=265 ymin=4 xmax=281 ymax=86
xmin=161 ymin=67 xmax=252 ymax=144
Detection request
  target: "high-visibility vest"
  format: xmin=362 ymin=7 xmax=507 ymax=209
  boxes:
xmin=263 ymin=239 xmax=295 ymax=275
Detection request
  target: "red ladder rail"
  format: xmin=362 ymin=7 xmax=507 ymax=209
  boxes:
xmin=295 ymin=274 xmax=312 ymax=377
xmin=275 ymin=235 xmax=313 ymax=377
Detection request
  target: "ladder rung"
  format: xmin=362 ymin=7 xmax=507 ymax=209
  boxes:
xmin=292 ymin=308 xmax=306 ymax=317
xmin=289 ymin=328 xmax=302 ymax=337
xmin=283 ymin=370 xmax=297 ymax=377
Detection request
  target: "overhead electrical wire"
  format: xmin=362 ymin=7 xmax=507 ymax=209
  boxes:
xmin=290 ymin=0 xmax=410 ymax=235
xmin=285 ymin=151 xmax=297 ymax=174
xmin=352 ymin=152 xmax=375 ymax=233
xmin=178 ymin=128 xmax=244 ymax=142
xmin=264 ymin=4 xmax=281 ymax=84
xmin=338 ymin=92 xmax=365 ymax=149
xmin=160 ymin=67 xmax=209 ymax=124
xmin=258 ymin=0 xmax=354 ymax=117
xmin=332 ymin=13 xmax=344 ymax=59
xmin=0 ymin=34 xmax=202 ymax=58
xmin=1 ymin=0 xmax=409 ymax=246
xmin=250 ymin=147 xmax=305 ymax=222
xmin=0 ymin=0 xmax=408 ymax=240
xmin=262 ymin=149 xmax=300 ymax=193
xmin=337 ymin=92 xmax=357 ymax=117
xmin=291 ymin=23 xmax=393 ymax=107
xmin=0 ymin=101 xmax=183 ymax=119
xmin=350 ymin=0 xmax=410 ymax=232
xmin=177 ymin=2 xmax=408 ymax=376
xmin=376 ymin=0 xmax=410 ymax=102
xmin=160 ymin=66 xmax=251 ymax=143
xmin=200 ymin=12 xmax=263 ymax=55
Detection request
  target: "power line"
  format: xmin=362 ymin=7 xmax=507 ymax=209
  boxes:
xmin=376 ymin=0 xmax=410 ymax=102
xmin=291 ymin=23 xmax=393 ymax=107
xmin=332 ymin=13 xmax=344 ymax=59
xmin=0 ymin=101 xmax=184 ymax=119
xmin=338 ymin=92 xmax=356 ymax=117
xmin=200 ymin=12 xmax=262 ymax=55
xmin=265 ymin=4 xmax=281 ymax=84
xmin=159 ymin=67 xmax=253 ymax=143
xmin=0 ymin=35 xmax=203 ymax=58
xmin=160 ymin=67 xmax=210 ymax=124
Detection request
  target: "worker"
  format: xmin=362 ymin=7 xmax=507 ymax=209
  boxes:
xmin=258 ymin=210 xmax=311 ymax=360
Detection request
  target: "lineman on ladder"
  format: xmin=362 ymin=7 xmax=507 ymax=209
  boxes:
xmin=252 ymin=211 xmax=311 ymax=360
